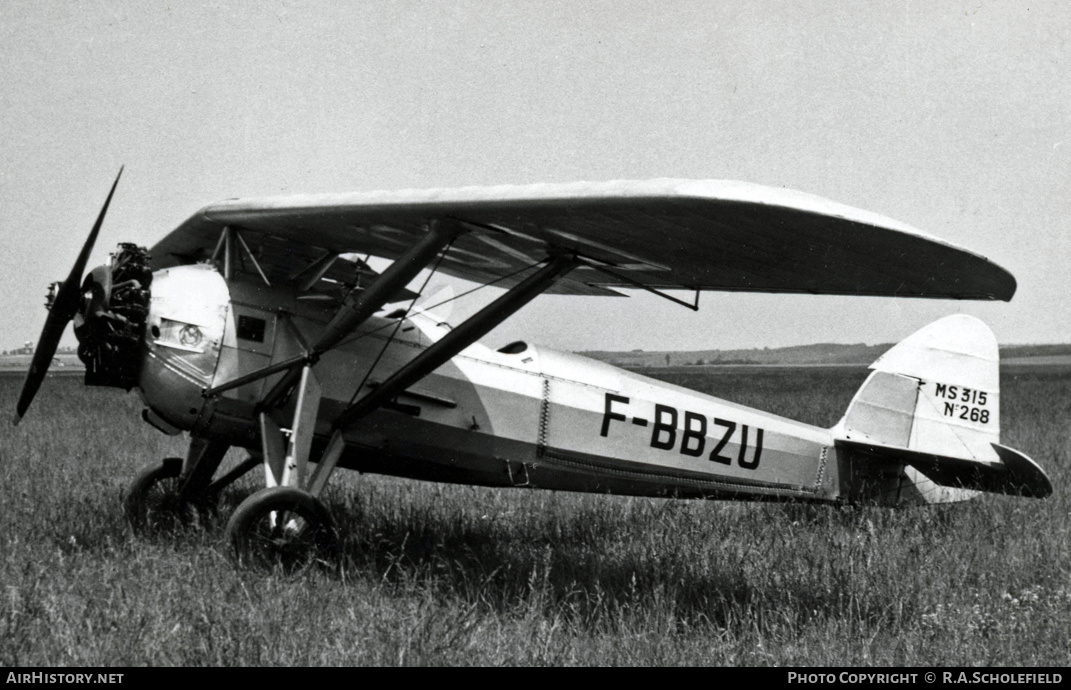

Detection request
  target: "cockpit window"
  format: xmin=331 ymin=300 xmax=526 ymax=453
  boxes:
xmin=237 ymin=315 xmax=266 ymax=342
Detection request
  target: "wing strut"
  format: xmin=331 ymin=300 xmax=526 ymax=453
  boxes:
xmin=248 ymin=252 xmax=580 ymax=507
xmin=202 ymin=218 xmax=466 ymax=400
xmin=314 ymin=218 xmax=464 ymax=354
xmin=334 ymin=252 xmax=580 ymax=431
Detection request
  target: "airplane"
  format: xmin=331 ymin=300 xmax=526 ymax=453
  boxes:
xmin=12 ymin=170 xmax=1053 ymax=570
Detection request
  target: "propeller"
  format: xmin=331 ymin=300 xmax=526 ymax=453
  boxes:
xmin=12 ymin=167 xmax=123 ymax=425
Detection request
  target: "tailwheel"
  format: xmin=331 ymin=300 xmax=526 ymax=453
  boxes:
xmin=225 ymin=486 xmax=338 ymax=573
xmin=124 ymin=457 xmax=193 ymax=532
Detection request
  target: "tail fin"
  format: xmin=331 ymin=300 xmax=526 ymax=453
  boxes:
xmin=833 ymin=315 xmax=1051 ymax=505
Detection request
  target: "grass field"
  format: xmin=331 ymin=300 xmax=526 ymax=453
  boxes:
xmin=1 ymin=368 xmax=1068 ymax=666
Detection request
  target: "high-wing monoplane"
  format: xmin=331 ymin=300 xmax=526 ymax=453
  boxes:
xmin=14 ymin=173 xmax=1052 ymax=569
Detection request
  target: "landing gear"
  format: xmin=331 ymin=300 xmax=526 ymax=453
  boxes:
xmin=123 ymin=457 xmax=189 ymax=531
xmin=225 ymin=486 xmax=337 ymax=572
xmin=219 ymin=369 xmax=346 ymax=572
xmin=124 ymin=439 xmax=261 ymax=533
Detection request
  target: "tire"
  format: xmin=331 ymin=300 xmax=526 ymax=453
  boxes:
xmin=124 ymin=457 xmax=188 ymax=532
xmin=225 ymin=486 xmax=338 ymax=573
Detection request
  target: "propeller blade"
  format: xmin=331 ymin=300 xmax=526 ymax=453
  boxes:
xmin=12 ymin=305 xmax=69 ymax=425
xmin=62 ymin=167 xmax=123 ymax=317
xmin=12 ymin=167 xmax=124 ymax=425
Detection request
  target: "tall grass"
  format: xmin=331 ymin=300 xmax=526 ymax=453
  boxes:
xmin=0 ymin=369 xmax=1067 ymax=665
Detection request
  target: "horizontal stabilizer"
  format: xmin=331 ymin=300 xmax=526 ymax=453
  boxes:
xmin=837 ymin=439 xmax=1052 ymax=499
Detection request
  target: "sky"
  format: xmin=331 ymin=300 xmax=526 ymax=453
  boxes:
xmin=1 ymin=1 xmax=1068 ymax=353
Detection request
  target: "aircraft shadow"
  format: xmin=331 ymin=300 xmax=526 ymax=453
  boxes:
xmin=322 ymin=491 xmax=909 ymax=631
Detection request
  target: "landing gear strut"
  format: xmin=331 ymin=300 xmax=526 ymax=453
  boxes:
xmin=223 ymin=369 xmax=345 ymax=570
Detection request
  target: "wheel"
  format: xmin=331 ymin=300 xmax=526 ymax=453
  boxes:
xmin=225 ymin=486 xmax=338 ymax=573
xmin=124 ymin=457 xmax=190 ymax=532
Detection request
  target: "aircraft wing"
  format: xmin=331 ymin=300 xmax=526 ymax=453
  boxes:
xmin=150 ymin=178 xmax=1016 ymax=300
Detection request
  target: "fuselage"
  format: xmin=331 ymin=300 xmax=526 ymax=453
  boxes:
xmin=130 ymin=264 xmax=844 ymax=503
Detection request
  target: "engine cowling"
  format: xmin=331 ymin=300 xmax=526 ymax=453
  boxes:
xmin=137 ymin=263 xmax=231 ymax=432
xmin=70 ymin=245 xmax=233 ymax=434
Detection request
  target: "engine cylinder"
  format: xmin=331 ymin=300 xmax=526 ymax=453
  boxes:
xmin=75 ymin=244 xmax=152 ymax=389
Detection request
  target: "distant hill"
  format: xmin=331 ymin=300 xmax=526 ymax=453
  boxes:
xmin=580 ymin=343 xmax=1071 ymax=368
xmin=0 ymin=353 xmax=83 ymax=370
xmin=1 ymin=343 xmax=1068 ymax=374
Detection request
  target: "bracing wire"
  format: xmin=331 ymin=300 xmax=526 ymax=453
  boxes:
xmin=346 ymin=242 xmax=456 ymax=406
xmin=331 ymin=258 xmax=545 ymax=351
